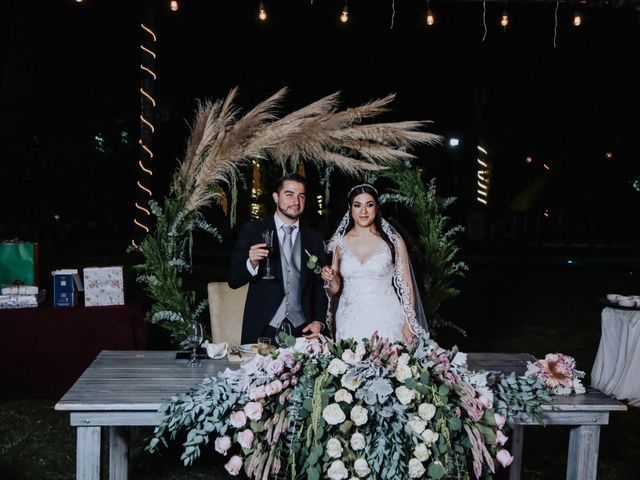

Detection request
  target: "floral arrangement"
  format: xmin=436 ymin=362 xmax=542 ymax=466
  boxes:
xmin=148 ymin=334 xmax=559 ymax=479
xmin=526 ymin=353 xmax=586 ymax=396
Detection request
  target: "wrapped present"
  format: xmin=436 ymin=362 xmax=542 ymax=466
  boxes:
xmin=0 ymin=290 xmax=45 ymax=309
xmin=2 ymin=285 xmax=39 ymax=295
xmin=52 ymin=269 xmax=82 ymax=308
xmin=0 ymin=241 xmax=39 ymax=287
xmin=83 ymin=266 xmax=125 ymax=307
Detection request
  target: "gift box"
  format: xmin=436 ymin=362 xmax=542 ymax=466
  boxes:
xmin=52 ymin=269 xmax=83 ymax=308
xmin=83 ymin=266 xmax=125 ymax=307
xmin=0 ymin=241 xmax=39 ymax=287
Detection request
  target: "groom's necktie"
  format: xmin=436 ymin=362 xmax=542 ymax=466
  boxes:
xmin=281 ymin=225 xmax=296 ymax=264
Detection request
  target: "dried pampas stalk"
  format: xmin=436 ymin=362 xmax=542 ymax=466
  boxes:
xmin=174 ymin=87 xmax=441 ymax=218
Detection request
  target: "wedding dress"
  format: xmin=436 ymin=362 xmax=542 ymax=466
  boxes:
xmin=335 ymin=243 xmax=406 ymax=342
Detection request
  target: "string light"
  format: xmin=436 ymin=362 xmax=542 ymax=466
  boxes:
xmin=169 ymin=1 xmax=179 ymax=12
xmin=543 ymin=163 xmax=550 ymax=170
xmin=133 ymin=23 xmax=157 ymax=247
xmin=476 ymin=146 xmax=491 ymax=206
xmin=573 ymin=9 xmax=582 ymax=27
xmin=340 ymin=1 xmax=349 ymax=23
xmin=258 ymin=0 xmax=267 ymax=21
xmin=426 ymin=0 xmax=435 ymax=26
xmin=500 ymin=2 xmax=509 ymax=30
xmin=525 ymin=156 xmax=533 ymax=164
xmin=605 ymin=152 xmax=613 ymax=159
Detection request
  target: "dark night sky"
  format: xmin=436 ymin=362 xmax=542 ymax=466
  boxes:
xmin=1 ymin=0 xmax=639 ymax=252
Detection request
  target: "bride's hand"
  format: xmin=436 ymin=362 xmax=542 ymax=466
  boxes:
xmin=320 ymin=266 xmax=335 ymax=283
xmin=402 ymin=322 xmax=414 ymax=342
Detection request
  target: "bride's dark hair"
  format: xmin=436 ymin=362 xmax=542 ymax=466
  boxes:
xmin=345 ymin=184 xmax=396 ymax=263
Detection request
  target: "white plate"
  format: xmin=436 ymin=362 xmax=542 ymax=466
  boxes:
xmin=238 ymin=343 xmax=258 ymax=354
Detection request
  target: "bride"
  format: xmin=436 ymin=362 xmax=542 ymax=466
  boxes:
xmin=321 ymin=183 xmax=428 ymax=343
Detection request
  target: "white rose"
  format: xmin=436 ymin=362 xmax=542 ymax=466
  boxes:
xmin=327 ymin=460 xmax=349 ymax=480
xmin=322 ymin=403 xmax=347 ymax=425
xmin=326 ymin=438 xmax=343 ymax=458
xmin=398 ymin=353 xmax=411 ymax=366
xmin=418 ymin=403 xmax=436 ymax=421
xmin=395 ymin=386 xmax=416 ymax=405
xmin=394 ymin=364 xmax=413 ymax=382
xmin=342 ymin=349 xmax=363 ymax=365
xmin=353 ymin=458 xmax=371 ymax=477
xmin=452 ymin=351 xmax=468 ymax=366
xmin=350 ymin=432 xmax=366 ymax=451
xmin=334 ymin=389 xmax=353 ymax=404
xmin=421 ymin=429 xmax=439 ymax=445
xmin=413 ymin=443 xmax=430 ymax=462
xmin=408 ymin=458 xmax=426 ymax=478
xmin=327 ymin=358 xmax=348 ymax=376
xmin=350 ymin=405 xmax=369 ymax=426
xmin=408 ymin=417 xmax=427 ymax=434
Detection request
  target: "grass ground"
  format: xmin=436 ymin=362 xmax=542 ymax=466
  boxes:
xmin=1 ymin=257 xmax=639 ymax=479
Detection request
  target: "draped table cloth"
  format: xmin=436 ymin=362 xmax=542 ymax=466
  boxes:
xmin=0 ymin=303 xmax=147 ymax=398
xmin=591 ymin=307 xmax=640 ymax=406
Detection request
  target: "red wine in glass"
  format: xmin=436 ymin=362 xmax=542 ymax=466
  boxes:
xmin=261 ymin=230 xmax=275 ymax=280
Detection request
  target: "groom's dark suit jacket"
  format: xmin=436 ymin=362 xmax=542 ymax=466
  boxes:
xmin=228 ymin=216 xmax=328 ymax=344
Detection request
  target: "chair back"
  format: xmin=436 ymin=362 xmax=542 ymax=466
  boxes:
xmin=207 ymin=282 xmax=248 ymax=346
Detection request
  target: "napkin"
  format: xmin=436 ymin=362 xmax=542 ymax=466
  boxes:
xmin=202 ymin=340 xmax=228 ymax=359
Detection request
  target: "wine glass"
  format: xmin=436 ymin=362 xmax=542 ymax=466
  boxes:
xmin=261 ymin=229 xmax=275 ymax=280
xmin=323 ymin=240 xmax=335 ymax=289
xmin=186 ymin=322 xmax=204 ymax=366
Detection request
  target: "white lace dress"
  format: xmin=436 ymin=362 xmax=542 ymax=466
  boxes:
xmin=335 ymin=244 xmax=406 ymax=342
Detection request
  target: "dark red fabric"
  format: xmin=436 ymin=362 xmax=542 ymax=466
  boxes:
xmin=0 ymin=303 xmax=147 ymax=399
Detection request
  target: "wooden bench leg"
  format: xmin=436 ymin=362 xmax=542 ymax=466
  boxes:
xmin=509 ymin=424 xmax=524 ymax=480
xmin=109 ymin=426 xmax=129 ymax=480
xmin=566 ymin=425 xmax=600 ymax=480
xmin=77 ymin=426 xmax=101 ymax=480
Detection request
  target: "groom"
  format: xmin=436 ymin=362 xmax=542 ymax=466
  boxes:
xmin=228 ymin=173 xmax=328 ymax=344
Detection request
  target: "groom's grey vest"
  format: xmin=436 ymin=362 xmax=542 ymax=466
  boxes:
xmin=269 ymin=228 xmax=306 ymax=328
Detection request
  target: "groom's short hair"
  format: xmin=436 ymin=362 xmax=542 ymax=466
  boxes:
xmin=275 ymin=173 xmax=307 ymax=193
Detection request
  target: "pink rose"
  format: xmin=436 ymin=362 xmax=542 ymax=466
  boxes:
xmin=267 ymin=358 xmax=284 ymax=376
xmin=224 ymin=455 xmax=243 ymax=476
xmin=249 ymin=385 xmax=266 ymax=400
xmin=243 ymin=401 xmax=263 ymax=421
xmin=237 ymin=428 xmax=254 ymax=449
xmin=494 ymin=413 xmax=506 ymax=430
xmin=291 ymin=377 xmax=298 ymax=386
xmin=291 ymin=363 xmax=301 ymax=374
xmin=496 ymin=449 xmax=514 ymax=467
xmin=229 ymin=411 xmax=247 ymax=428
xmin=496 ymin=430 xmax=508 ymax=447
xmin=478 ymin=395 xmax=493 ymax=409
xmin=214 ymin=435 xmax=231 ymax=455
xmin=265 ymin=380 xmax=283 ymax=396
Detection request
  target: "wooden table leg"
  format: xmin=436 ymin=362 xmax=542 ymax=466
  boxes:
xmin=508 ymin=424 xmax=524 ymax=480
xmin=77 ymin=426 xmax=101 ymax=480
xmin=566 ymin=425 xmax=601 ymax=480
xmin=109 ymin=426 xmax=129 ymax=480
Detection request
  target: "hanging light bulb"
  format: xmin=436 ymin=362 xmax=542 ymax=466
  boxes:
xmin=500 ymin=9 xmax=509 ymax=29
xmin=340 ymin=1 xmax=349 ymax=23
xmin=573 ymin=9 xmax=582 ymax=27
xmin=258 ymin=1 xmax=267 ymax=21
xmin=426 ymin=0 xmax=435 ymax=26
xmin=169 ymin=0 xmax=179 ymax=12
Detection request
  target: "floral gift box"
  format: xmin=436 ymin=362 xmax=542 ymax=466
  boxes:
xmin=83 ymin=266 xmax=125 ymax=307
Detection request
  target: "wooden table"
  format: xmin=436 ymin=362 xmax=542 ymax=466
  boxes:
xmin=56 ymin=351 xmax=626 ymax=480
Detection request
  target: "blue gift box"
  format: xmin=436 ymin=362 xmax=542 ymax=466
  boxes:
xmin=52 ymin=269 xmax=83 ymax=308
